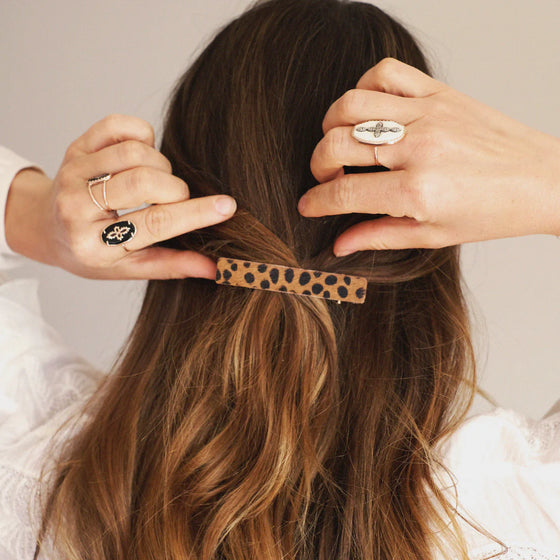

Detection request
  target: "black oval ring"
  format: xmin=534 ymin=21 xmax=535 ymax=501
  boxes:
xmin=101 ymin=220 xmax=137 ymax=246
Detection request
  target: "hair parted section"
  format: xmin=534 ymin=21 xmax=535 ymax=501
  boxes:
xmin=33 ymin=1 xmax=503 ymax=559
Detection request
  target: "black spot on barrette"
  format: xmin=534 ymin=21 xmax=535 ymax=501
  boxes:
xmin=344 ymin=276 xmax=351 ymax=285
xmin=216 ymin=269 xmax=222 ymax=281
xmin=323 ymin=290 xmax=331 ymax=298
xmin=244 ymin=261 xmax=251 ymax=268
xmin=231 ymin=263 xmax=238 ymax=271
xmin=258 ymin=264 xmax=267 ymax=273
xmin=356 ymin=287 xmax=365 ymax=299
xmin=312 ymin=283 xmax=323 ymax=294
xmin=244 ymin=272 xmax=255 ymax=283
xmin=325 ymin=275 xmax=337 ymax=285
xmin=223 ymin=269 xmax=232 ymax=280
xmin=337 ymin=286 xmax=348 ymax=298
xmin=299 ymin=272 xmax=311 ymax=285
xmin=269 ymin=268 xmax=279 ymax=283
xmin=313 ymin=271 xmax=321 ymax=278
xmin=261 ymin=280 xmax=270 ymax=289
xmin=285 ymin=269 xmax=294 ymax=282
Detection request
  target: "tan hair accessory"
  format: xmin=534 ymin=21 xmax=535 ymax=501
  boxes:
xmin=216 ymin=257 xmax=367 ymax=304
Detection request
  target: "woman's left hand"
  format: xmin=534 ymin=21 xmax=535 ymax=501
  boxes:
xmin=298 ymin=57 xmax=560 ymax=255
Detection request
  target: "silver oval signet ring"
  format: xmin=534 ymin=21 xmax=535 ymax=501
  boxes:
xmin=351 ymin=120 xmax=406 ymax=145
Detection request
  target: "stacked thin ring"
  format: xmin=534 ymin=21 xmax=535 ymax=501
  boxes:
xmin=351 ymin=119 xmax=406 ymax=167
xmin=87 ymin=173 xmax=113 ymax=212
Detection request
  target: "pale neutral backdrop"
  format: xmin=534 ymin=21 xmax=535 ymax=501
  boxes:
xmin=2 ymin=0 xmax=559 ymax=419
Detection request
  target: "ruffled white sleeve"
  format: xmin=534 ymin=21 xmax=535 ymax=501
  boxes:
xmin=0 ymin=147 xmax=107 ymax=559
xmin=434 ymin=406 xmax=560 ymax=560
xmin=0 ymin=145 xmax=37 ymax=271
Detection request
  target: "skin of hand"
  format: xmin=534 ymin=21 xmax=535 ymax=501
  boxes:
xmin=4 ymin=115 xmax=237 ymax=280
xmin=298 ymin=57 xmax=560 ymax=256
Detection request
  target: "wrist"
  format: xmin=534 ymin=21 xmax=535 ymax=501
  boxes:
xmin=543 ymin=134 xmax=560 ymax=237
xmin=5 ymin=168 xmax=54 ymax=264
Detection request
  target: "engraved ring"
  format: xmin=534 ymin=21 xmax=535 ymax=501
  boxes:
xmin=101 ymin=220 xmax=137 ymax=248
xmin=351 ymin=120 xmax=406 ymax=168
xmin=87 ymin=173 xmax=113 ymax=212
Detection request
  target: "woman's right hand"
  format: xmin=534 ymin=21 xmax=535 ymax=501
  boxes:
xmin=5 ymin=115 xmax=237 ymax=280
xmin=298 ymin=58 xmax=560 ymax=255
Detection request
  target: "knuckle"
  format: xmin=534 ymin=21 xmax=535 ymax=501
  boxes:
xmin=118 ymin=140 xmax=146 ymax=166
xmin=100 ymin=114 xmax=128 ymax=142
xmin=56 ymin=163 xmax=75 ymax=188
xmin=373 ymin=57 xmax=400 ymax=88
xmin=126 ymin=166 xmax=153 ymax=197
xmin=68 ymin=234 xmax=97 ymax=264
xmin=416 ymin=123 xmax=445 ymax=157
xmin=333 ymin=175 xmax=355 ymax=211
xmin=102 ymin=113 xmax=126 ymax=132
xmin=407 ymin=172 xmax=433 ymax=221
xmin=323 ymin=128 xmax=346 ymax=162
xmin=179 ymin=178 xmax=190 ymax=199
xmin=377 ymin=57 xmax=399 ymax=75
xmin=145 ymin=205 xmax=170 ymax=238
xmin=309 ymin=150 xmax=323 ymax=181
xmin=428 ymin=95 xmax=448 ymax=118
xmin=101 ymin=114 xmax=155 ymax=147
xmin=64 ymin=142 xmax=80 ymax=162
xmin=190 ymin=196 xmax=205 ymax=218
xmin=54 ymin=190 xmax=77 ymax=222
xmin=141 ymin=121 xmax=156 ymax=145
xmin=339 ymin=89 xmax=362 ymax=119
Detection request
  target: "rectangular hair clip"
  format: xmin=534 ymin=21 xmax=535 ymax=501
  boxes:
xmin=216 ymin=257 xmax=367 ymax=304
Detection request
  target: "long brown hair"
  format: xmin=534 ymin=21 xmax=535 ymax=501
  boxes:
xmin=34 ymin=1 xmax=494 ymax=558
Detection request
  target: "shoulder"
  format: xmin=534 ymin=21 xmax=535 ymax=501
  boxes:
xmin=439 ymin=405 xmax=560 ymax=467
xmin=433 ymin=406 xmax=560 ymax=556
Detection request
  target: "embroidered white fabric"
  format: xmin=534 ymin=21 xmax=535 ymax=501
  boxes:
xmin=473 ymin=545 xmax=560 ymax=560
xmin=0 ymin=276 xmax=105 ymax=560
xmin=0 ymin=147 xmax=558 ymax=559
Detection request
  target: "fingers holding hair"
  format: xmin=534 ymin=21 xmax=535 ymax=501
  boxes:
xmin=355 ymin=57 xmax=447 ymax=97
xmin=64 ymin=114 xmax=156 ymax=160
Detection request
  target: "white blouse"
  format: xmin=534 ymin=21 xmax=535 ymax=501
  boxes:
xmin=0 ymin=146 xmax=558 ymax=560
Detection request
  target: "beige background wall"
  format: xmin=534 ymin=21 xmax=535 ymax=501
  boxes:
xmin=2 ymin=0 xmax=559 ymax=419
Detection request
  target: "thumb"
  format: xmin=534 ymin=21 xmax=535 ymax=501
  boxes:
xmin=119 ymin=246 xmax=218 ymax=280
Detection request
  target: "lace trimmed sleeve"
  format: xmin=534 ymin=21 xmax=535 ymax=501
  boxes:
xmin=0 ymin=276 xmax=106 ymax=559
xmin=434 ymin=405 xmax=560 ymax=560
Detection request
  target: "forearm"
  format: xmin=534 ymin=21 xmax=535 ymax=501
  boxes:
xmin=544 ymin=133 xmax=560 ymax=238
xmin=5 ymin=168 xmax=54 ymax=266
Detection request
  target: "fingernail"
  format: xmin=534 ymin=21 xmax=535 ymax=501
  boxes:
xmin=298 ymin=196 xmax=307 ymax=214
xmin=335 ymin=247 xmax=352 ymax=257
xmin=215 ymin=196 xmax=237 ymax=215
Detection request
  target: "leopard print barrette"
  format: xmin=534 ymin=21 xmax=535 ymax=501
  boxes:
xmin=215 ymin=258 xmax=367 ymax=304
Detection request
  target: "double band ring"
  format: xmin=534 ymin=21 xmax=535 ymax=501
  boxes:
xmin=351 ymin=120 xmax=406 ymax=168
xmin=87 ymin=173 xmax=113 ymax=212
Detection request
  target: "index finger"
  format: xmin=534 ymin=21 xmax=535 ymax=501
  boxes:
xmin=64 ymin=114 xmax=155 ymax=160
xmin=298 ymin=170 xmax=411 ymax=219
